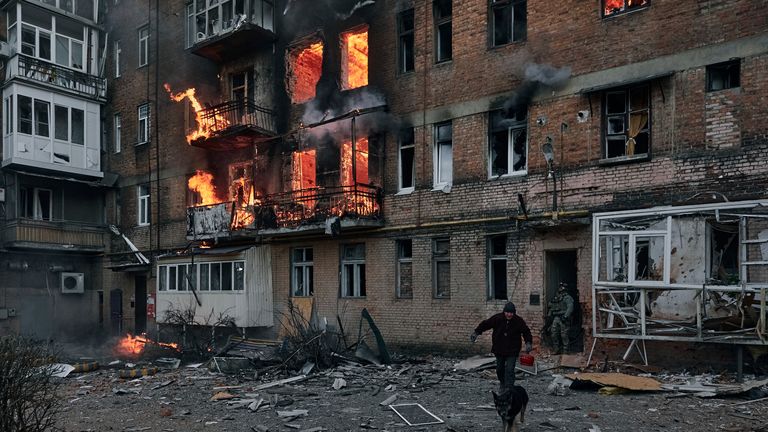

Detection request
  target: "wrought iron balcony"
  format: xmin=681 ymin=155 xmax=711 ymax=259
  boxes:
xmin=191 ymin=98 xmax=277 ymax=150
xmin=6 ymin=55 xmax=107 ymax=101
xmin=190 ymin=0 xmax=276 ymax=62
xmin=2 ymin=218 xmax=106 ymax=252
xmin=186 ymin=184 xmax=383 ymax=240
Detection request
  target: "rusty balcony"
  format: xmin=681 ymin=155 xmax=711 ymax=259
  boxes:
xmin=186 ymin=184 xmax=383 ymax=240
xmin=190 ymin=0 xmax=276 ymax=62
xmin=6 ymin=54 xmax=107 ymax=101
xmin=2 ymin=218 xmax=106 ymax=253
xmin=191 ymin=98 xmax=277 ymax=151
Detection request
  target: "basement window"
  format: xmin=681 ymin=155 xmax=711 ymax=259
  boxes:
xmin=398 ymin=128 xmax=415 ymax=192
xmin=397 ymin=9 xmax=415 ymax=73
xmin=706 ymin=60 xmax=740 ymax=92
xmin=291 ymin=248 xmax=314 ymax=297
xmin=489 ymin=109 xmax=527 ymax=177
xmin=490 ymin=0 xmax=526 ymax=46
xmin=433 ymin=0 xmax=452 ymax=63
xmin=433 ymin=238 xmax=451 ymax=298
xmin=341 ymin=25 xmax=369 ymax=90
xmin=396 ymin=239 xmax=413 ymax=299
xmin=707 ymin=221 xmax=739 ymax=284
xmin=287 ymin=40 xmax=323 ymax=104
xmin=603 ymin=0 xmax=649 ymax=17
xmin=341 ymin=243 xmax=366 ymax=298
xmin=603 ymin=84 xmax=649 ymax=161
xmin=488 ymin=235 xmax=507 ymax=300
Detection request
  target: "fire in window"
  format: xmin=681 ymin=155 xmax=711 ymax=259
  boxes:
xmin=604 ymin=85 xmax=649 ymax=159
xmin=287 ymin=40 xmax=324 ymax=104
xmin=341 ymin=137 xmax=369 ymax=186
xmin=603 ymin=0 xmax=649 ymax=17
xmin=341 ymin=25 xmax=369 ymax=90
xmin=292 ymin=149 xmax=317 ymax=211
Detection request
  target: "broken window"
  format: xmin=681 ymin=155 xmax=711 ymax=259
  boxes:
xmin=287 ymin=40 xmax=323 ymax=104
xmin=138 ymin=103 xmax=150 ymax=144
xmin=341 ymin=243 xmax=366 ymax=297
xmin=397 ymin=239 xmax=413 ymax=299
xmin=341 ymin=137 xmax=369 ymax=186
xmin=708 ymin=221 xmax=739 ymax=284
xmin=193 ymin=0 xmax=247 ymax=41
xmin=707 ymin=60 xmax=740 ymax=92
xmin=433 ymin=0 xmax=452 ymax=63
xmin=634 ymin=236 xmax=664 ymax=281
xmin=433 ymin=238 xmax=450 ymax=298
xmin=604 ymin=85 xmax=649 ymax=160
xmin=292 ymin=248 xmax=314 ymax=297
xmin=490 ymin=0 xmax=526 ymax=46
xmin=488 ymin=235 xmax=507 ymax=300
xmin=489 ymin=109 xmax=527 ymax=177
xmin=398 ymin=128 xmax=415 ymax=192
xmin=137 ymin=184 xmax=150 ymax=226
xmin=603 ymin=0 xmax=648 ymax=17
xmin=397 ymin=9 xmax=415 ymax=73
xmin=229 ymin=162 xmax=254 ymax=207
xmin=341 ymin=25 xmax=368 ymax=90
xmin=434 ymin=122 xmax=452 ymax=188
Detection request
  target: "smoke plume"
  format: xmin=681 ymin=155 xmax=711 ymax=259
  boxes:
xmin=503 ymin=63 xmax=571 ymax=117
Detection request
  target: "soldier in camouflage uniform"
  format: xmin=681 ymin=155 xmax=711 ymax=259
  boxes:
xmin=548 ymin=282 xmax=574 ymax=354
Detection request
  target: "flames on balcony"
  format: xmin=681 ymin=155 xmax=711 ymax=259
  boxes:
xmin=188 ymin=169 xmax=259 ymax=230
xmin=164 ymin=84 xmax=230 ymax=143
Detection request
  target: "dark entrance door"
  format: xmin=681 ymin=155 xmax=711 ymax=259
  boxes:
xmin=544 ymin=250 xmax=583 ymax=352
xmin=134 ymin=276 xmax=147 ymax=334
xmin=110 ymin=289 xmax=123 ymax=336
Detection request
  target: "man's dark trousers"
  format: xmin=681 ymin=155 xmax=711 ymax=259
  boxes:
xmin=495 ymin=355 xmax=517 ymax=388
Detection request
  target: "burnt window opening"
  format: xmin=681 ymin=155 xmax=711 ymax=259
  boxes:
xmin=286 ymin=40 xmax=323 ymax=104
xmin=603 ymin=0 xmax=649 ymax=17
xmin=396 ymin=239 xmax=413 ymax=299
xmin=489 ymin=109 xmax=527 ymax=177
xmin=398 ymin=127 xmax=415 ymax=192
xmin=397 ymin=9 xmax=415 ymax=73
xmin=434 ymin=121 xmax=452 ymax=188
xmin=433 ymin=0 xmax=452 ymax=63
xmin=708 ymin=221 xmax=739 ymax=284
xmin=707 ymin=60 xmax=740 ymax=92
xmin=341 ymin=243 xmax=366 ymax=298
xmin=490 ymin=0 xmax=526 ymax=47
xmin=603 ymin=84 xmax=649 ymax=160
xmin=341 ymin=137 xmax=370 ymax=186
xmin=341 ymin=26 xmax=369 ymax=90
xmin=634 ymin=236 xmax=663 ymax=281
xmin=433 ymin=237 xmax=451 ymax=298
xmin=230 ymin=70 xmax=254 ymax=118
xmin=488 ymin=235 xmax=508 ymax=300
xmin=291 ymin=247 xmax=314 ymax=297
xmin=229 ymin=162 xmax=255 ymax=206
xmin=292 ymin=149 xmax=317 ymax=210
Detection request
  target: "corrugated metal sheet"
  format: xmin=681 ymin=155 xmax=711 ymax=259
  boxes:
xmin=247 ymin=245 xmax=273 ymax=327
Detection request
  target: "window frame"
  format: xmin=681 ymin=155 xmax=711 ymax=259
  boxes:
xmin=396 ymin=239 xmax=413 ymax=299
xmin=138 ymin=25 xmax=149 ymax=67
xmin=291 ymin=247 xmax=314 ymax=297
xmin=397 ymin=8 xmax=415 ymax=74
xmin=398 ymin=127 xmax=415 ymax=193
xmin=137 ymin=103 xmax=150 ymax=144
xmin=602 ymin=84 xmax=651 ymax=162
xmin=602 ymin=0 xmax=649 ymax=18
xmin=433 ymin=121 xmax=453 ymax=189
xmin=432 ymin=237 xmax=450 ymax=298
xmin=487 ymin=235 xmax=508 ymax=300
xmin=158 ymin=260 xmax=245 ymax=292
xmin=32 ymin=187 xmax=53 ymax=221
xmin=433 ymin=0 xmax=452 ymax=63
xmin=340 ymin=243 xmax=366 ymax=298
xmin=488 ymin=109 xmax=528 ymax=177
xmin=113 ymin=113 xmax=121 ymax=153
xmin=706 ymin=60 xmax=740 ymax=92
xmin=185 ymin=2 xmax=194 ymax=48
xmin=114 ymin=40 xmax=121 ymax=78
xmin=137 ymin=184 xmax=150 ymax=226
xmin=489 ymin=0 xmax=526 ymax=47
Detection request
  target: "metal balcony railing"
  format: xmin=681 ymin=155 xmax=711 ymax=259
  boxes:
xmin=9 ymin=55 xmax=107 ymax=100
xmin=196 ymin=98 xmax=276 ymax=140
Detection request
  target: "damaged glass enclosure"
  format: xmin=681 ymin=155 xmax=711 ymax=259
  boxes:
xmin=592 ymin=200 xmax=768 ymax=345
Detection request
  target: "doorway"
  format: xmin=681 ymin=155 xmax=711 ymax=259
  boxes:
xmin=134 ymin=276 xmax=147 ymax=334
xmin=110 ymin=289 xmax=123 ymax=336
xmin=544 ymin=250 xmax=583 ymax=353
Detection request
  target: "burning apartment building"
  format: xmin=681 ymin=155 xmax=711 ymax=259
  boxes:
xmin=1 ymin=0 xmax=768 ymax=367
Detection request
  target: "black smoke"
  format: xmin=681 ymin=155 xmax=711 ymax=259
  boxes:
xmin=503 ymin=63 xmax=571 ymax=118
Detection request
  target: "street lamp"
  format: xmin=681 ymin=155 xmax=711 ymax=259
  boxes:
xmin=542 ymin=136 xmax=557 ymax=212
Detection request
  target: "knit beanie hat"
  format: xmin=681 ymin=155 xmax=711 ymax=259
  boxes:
xmin=503 ymin=302 xmax=516 ymax=313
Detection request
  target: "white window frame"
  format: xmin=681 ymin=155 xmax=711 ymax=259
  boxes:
xmin=432 ymin=237 xmax=450 ymax=298
xmin=489 ymin=110 xmax=528 ymax=178
xmin=114 ymin=40 xmax=121 ymax=77
xmin=113 ymin=113 xmax=121 ymax=153
xmin=158 ymin=261 xmax=245 ymax=292
xmin=137 ymin=103 xmax=149 ymax=144
xmin=291 ymin=247 xmax=314 ymax=297
xmin=487 ymin=235 xmax=508 ymax=300
xmin=341 ymin=243 xmax=366 ymax=298
xmin=138 ymin=25 xmax=149 ymax=67
xmin=398 ymin=128 xmax=415 ymax=193
xmin=4 ymin=96 xmax=13 ymax=135
xmin=185 ymin=3 xmax=194 ymax=48
xmin=138 ymin=184 xmax=150 ymax=226
xmin=33 ymin=187 xmax=53 ymax=221
xmin=433 ymin=121 xmax=452 ymax=190
xmin=396 ymin=239 xmax=413 ymax=299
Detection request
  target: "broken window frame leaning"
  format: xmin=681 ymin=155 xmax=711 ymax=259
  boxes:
xmin=487 ymin=234 xmax=508 ymax=300
xmin=398 ymin=127 xmax=415 ymax=193
xmin=397 ymin=8 xmax=415 ymax=74
xmin=433 ymin=0 xmax=452 ymax=63
xmin=137 ymin=184 xmax=150 ymax=226
xmin=591 ymin=200 xmax=768 ymax=345
xmin=603 ymin=84 xmax=650 ymax=161
xmin=433 ymin=237 xmax=451 ymax=298
xmin=706 ymin=59 xmax=740 ymax=92
xmin=291 ymin=247 xmax=314 ymax=297
xmin=341 ymin=243 xmax=366 ymax=298
xmin=396 ymin=239 xmax=414 ymax=299
xmin=433 ymin=121 xmax=452 ymax=189
xmin=488 ymin=109 xmax=528 ymax=177
xmin=489 ymin=0 xmax=527 ymax=47
xmin=602 ymin=0 xmax=649 ymax=18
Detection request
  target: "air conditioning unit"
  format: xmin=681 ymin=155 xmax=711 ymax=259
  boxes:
xmin=61 ymin=272 xmax=84 ymax=294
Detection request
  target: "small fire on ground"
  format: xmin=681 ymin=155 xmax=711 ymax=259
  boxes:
xmin=114 ymin=334 xmax=179 ymax=357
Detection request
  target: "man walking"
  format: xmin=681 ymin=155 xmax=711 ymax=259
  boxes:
xmin=548 ymin=282 xmax=574 ymax=354
xmin=471 ymin=302 xmax=533 ymax=389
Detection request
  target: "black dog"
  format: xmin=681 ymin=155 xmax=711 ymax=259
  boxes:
xmin=492 ymin=385 xmax=529 ymax=432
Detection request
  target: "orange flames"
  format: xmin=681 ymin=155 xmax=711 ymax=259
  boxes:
xmin=115 ymin=334 xmax=179 ymax=357
xmin=341 ymin=27 xmax=368 ymax=90
xmin=291 ymin=149 xmax=317 ymax=217
xmin=164 ymin=84 xmax=229 ymax=143
xmin=188 ymin=170 xmax=220 ymax=205
xmin=340 ymin=137 xmax=376 ymax=215
xmin=188 ymin=168 xmax=258 ymax=230
xmin=290 ymin=42 xmax=324 ymax=104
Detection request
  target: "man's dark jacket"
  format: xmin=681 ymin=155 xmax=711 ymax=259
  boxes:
xmin=474 ymin=313 xmax=533 ymax=357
